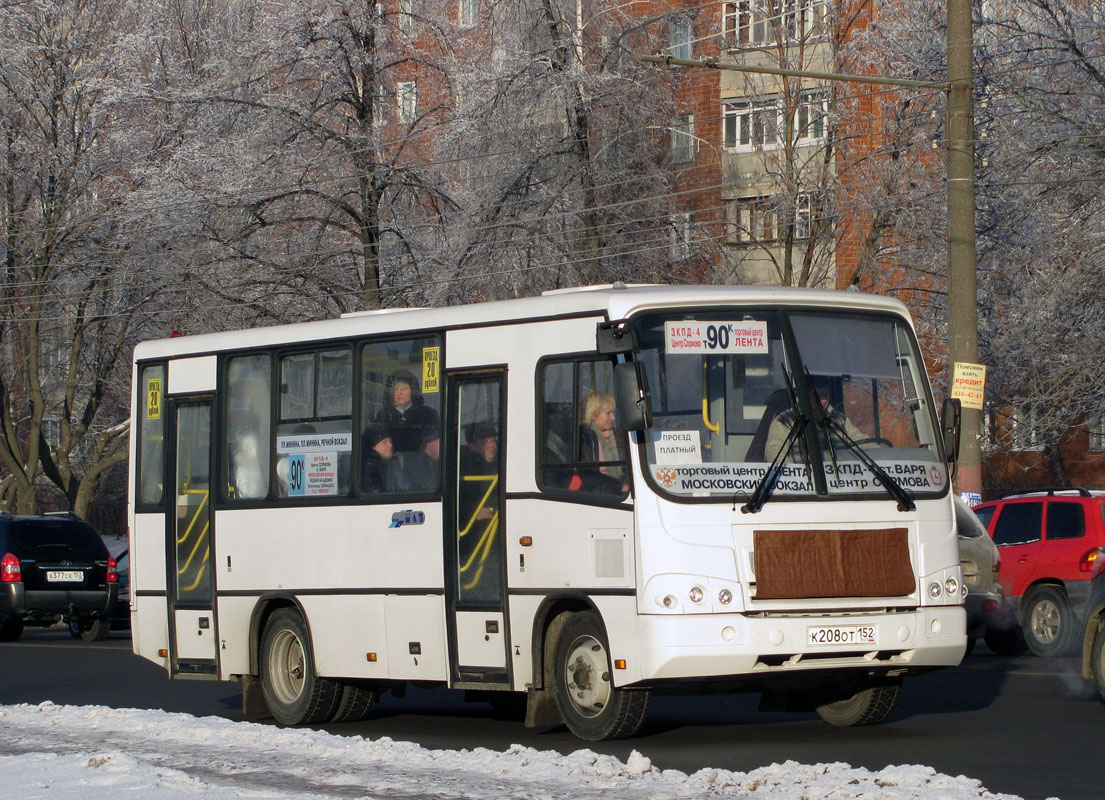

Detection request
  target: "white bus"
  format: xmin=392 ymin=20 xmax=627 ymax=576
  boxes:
xmin=128 ymin=284 xmax=965 ymax=740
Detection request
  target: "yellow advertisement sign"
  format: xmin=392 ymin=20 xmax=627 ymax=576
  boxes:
xmin=146 ymin=377 xmax=162 ymax=420
xmin=422 ymin=347 xmax=440 ymax=393
xmin=951 ymin=362 xmax=986 ymax=411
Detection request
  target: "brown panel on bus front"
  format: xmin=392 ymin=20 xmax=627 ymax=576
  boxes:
xmin=752 ymin=528 xmax=914 ymax=599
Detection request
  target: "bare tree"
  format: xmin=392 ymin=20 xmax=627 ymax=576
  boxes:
xmin=0 ymin=0 xmax=168 ymax=515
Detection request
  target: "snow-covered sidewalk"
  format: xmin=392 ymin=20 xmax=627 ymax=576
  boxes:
xmin=0 ymin=702 xmax=1028 ymax=799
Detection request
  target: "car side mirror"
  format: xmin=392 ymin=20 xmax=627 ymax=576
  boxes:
xmin=614 ymin=361 xmax=652 ymax=431
xmin=941 ymin=397 xmax=962 ymax=463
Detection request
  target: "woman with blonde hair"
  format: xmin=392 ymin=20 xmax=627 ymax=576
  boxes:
xmin=579 ymin=391 xmax=627 ymax=491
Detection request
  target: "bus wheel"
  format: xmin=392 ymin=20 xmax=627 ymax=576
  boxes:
xmin=815 ymin=680 xmax=900 ymax=727
xmin=260 ymin=608 xmax=340 ymax=725
xmin=329 ymin=681 xmax=378 ymax=724
xmin=551 ymin=611 xmax=649 ymax=740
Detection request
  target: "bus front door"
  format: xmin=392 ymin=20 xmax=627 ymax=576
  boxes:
xmin=447 ymin=372 xmax=510 ymax=687
xmin=167 ymin=400 xmax=218 ymax=677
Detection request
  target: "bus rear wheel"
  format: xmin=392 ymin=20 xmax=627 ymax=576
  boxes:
xmin=551 ymin=611 xmax=649 ymax=740
xmin=815 ymin=679 xmax=900 ymax=727
xmin=260 ymin=608 xmax=341 ymax=725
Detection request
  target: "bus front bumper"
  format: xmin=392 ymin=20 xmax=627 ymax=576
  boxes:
xmin=630 ymin=606 xmax=966 ymax=684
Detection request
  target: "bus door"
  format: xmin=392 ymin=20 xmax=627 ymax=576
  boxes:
xmin=446 ymin=372 xmax=509 ymax=686
xmin=166 ymin=399 xmax=218 ymax=677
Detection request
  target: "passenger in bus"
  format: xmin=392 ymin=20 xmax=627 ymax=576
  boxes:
xmin=765 ymin=375 xmax=869 ymax=461
xmin=459 ymin=423 xmax=498 ymax=524
xmin=232 ymin=432 xmax=266 ymax=499
xmin=374 ymin=371 xmax=440 ymax=452
xmin=361 ymin=424 xmax=397 ymax=493
xmin=390 ymin=425 xmax=441 ymax=492
xmin=577 ymin=392 xmax=629 ymax=494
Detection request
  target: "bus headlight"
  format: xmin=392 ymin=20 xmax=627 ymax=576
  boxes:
xmin=718 ymin=589 xmax=733 ymax=605
xmin=945 ymin=577 xmax=960 ymax=596
xmin=928 ymin=582 xmax=942 ymax=599
xmin=688 ymin=586 xmax=704 ymax=604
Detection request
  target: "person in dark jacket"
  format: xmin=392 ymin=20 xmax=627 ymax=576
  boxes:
xmin=374 ymin=371 xmax=440 ymax=452
xmin=361 ymin=425 xmax=397 ymax=493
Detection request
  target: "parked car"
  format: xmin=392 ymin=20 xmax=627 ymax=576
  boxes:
xmin=973 ymin=488 xmax=1105 ymax=657
xmin=0 ymin=512 xmax=118 ymax=641
xmin=1080 ymin=548 xmax=1105 ymax=700
xmin=955 ymin=496 xmax=1014 ymax=656
xmin=68 ymin=547 xmax=129 ymax=639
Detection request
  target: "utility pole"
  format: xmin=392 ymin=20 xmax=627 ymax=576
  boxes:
xmin=946 ymin=0 xmax=982 ymax=501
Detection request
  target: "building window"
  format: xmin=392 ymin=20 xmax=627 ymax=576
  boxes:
xmin=723 ymin=98 xmax=778 ymax=149
xmin=671 ymin=114 xmax=695 ymax=163
xmin=397 ymin=80 xmax=417 ymax=123
xmin=723 ymin=0 xmax=828 ymax=47
xmin=797 ymin=91 xmax=828 ymax=142
xmin=400 ymin=0 xmax=415 ymax=32
xmin=670 ymin=17 xmax=693 ymax=59
xmin=1089 ymin=414 xmax=1105 ymax=452
xmin=458 ymin=0 xmax=477 ymax=28
xmin=723 ymin=92 xmax=827 ymax=149
xmin=1009 ymin=406 xmax=1042 ymax=451
xmin=669 ymin=212 xmax=695 ymax=260
xmin=727 ymin=194 xmax=815 ymax=244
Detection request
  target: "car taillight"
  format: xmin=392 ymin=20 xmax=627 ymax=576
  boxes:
xmin=1 ymin=552 xmax=20 ymax=582
xmin=1087 ymin=547 xmax=1105 ymax=578
xmin=107 ymin=556 xmax=118 ymax=584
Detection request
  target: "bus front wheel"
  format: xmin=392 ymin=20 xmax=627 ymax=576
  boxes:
xmin=551 ymin=611 xmax=649 ymax=740
xmin=815 ymin=679 xmax=900 ymax=727
xmin=260 ymin=608 xmax=341 ymax=725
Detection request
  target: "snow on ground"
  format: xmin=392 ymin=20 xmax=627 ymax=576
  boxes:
xmin=0 ymin=702 xmax=1029 ymax=800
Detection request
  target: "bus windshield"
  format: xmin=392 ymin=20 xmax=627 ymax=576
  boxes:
xmin=635 ymin=309 xmax=948 ymax=502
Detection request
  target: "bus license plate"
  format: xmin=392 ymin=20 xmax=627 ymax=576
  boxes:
xmin=46 ymin=570 xmax=84 ymax=583
xmin=807 ymin=625 xmax=878 ymax=647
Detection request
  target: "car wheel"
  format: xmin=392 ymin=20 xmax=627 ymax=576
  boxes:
xmin=0 ymin=617 xmax=23 ymax=642
xmin=551 ymin=611 xmax=650 ymax=740
xmin=815 ymin=680 xmax=901 ymax=727
xmin=1092 ymin=625 xmax=1105 ymax=702
xmin=1022 ymin=586 xmax=1079 ymax=657
xmin=984 ymin=626 xmax=1027 ymax=656
xmin=260 ymin=608 xmax=341 ymax=725
xmin=81 ymin=619 xmax=110 ymax=642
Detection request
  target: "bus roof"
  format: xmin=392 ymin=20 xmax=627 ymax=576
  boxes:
xmin=132 ymin=284 xmax=912 ymax=361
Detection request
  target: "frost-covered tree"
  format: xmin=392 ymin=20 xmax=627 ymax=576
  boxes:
xmin=0 ymin=0 xmax=172 ymax=516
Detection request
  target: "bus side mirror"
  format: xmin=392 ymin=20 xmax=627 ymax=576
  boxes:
xmin=614 ymin=361 xmax=652 ymax=431
xmin=941 ymin=397 xmax=962 ymax=463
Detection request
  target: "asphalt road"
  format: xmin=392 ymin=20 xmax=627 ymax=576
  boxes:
xmin=0 ymin=626 xmax=1098 ymax=800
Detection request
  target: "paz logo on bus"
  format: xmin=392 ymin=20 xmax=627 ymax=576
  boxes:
xmin=390 ymin=509 xmax=426 ymax=528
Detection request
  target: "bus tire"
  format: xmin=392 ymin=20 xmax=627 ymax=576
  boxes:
xmin=551 ymin=611 xmax=649 ymax=740
xmin=0 ymin=617 xmax=23 ymax=642
xmin=260 ymin=608 xmax=341 ymax=726
xmin=1022 ymin=586 xmax=1078 ymax=658
xmin=329 ymin=681 xmax=378 ymax=723
xmin=815 ymin=680 xmax=900 ymax=727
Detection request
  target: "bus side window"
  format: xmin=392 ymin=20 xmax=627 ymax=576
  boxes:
xmin=137 ymin=363 xmax=166 ymax=507
xmin=225 ymin=355 xmax=272 ymax=501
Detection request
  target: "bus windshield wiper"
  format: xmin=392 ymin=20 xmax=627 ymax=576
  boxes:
xmin=741 ymin=367 xmax=811 ymax=514
xmin=818 ymin=413 xmax=916 ymax=512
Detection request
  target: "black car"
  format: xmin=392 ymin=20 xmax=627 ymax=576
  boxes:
xmin=0 ymin=512 xmax=118 ymax=641
xmin=69 ymin=548 xmax=129 ymax=639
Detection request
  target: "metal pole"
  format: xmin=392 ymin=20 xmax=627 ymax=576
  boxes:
xmin=946 ymin=0 xmax=982 ymax=500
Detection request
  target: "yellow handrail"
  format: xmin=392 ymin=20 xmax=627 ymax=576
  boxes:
xmin=701 ymin=359 xmax=720 ymax=437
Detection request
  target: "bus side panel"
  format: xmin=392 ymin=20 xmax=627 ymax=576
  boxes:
xmin=214 ymin=505 xmax=444 ymax=593
xmin=505 ymin=500 xmax=634 ymax=591
xmin=214 ymin=596 xmax=255 ymax=679
xmin=131 ymin=512 xmax=169 ymax=667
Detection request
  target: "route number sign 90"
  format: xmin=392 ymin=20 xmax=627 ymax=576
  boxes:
xmin=664 ymin=321 xmax=769 ymax=355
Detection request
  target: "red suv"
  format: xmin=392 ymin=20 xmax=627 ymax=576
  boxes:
xmin=973 ymin=488 xmax=1105 ymax=657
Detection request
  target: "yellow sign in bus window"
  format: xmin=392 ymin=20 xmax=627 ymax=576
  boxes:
xmin=422 ymin=347 xmax=440 ymax=393
xmin=146 ymin=377 xmax=162 ymax=420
